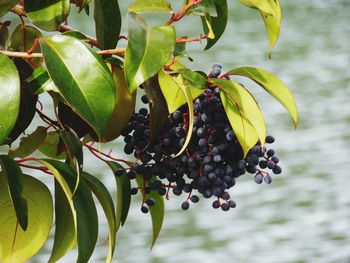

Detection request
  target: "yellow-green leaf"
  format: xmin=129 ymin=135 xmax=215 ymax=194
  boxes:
xmin=158 ymin=71 xmax=194 ymax=156
xmin=240 ymin=0 xmax=281 ymax=54
xmin=220 ymin=91 xmax=259 ymax=157
xmin=0 ymin=174 xmax=53 ymax=263
xmin=129 ymin=0 xmax=173 ymax=14
xmin=158 ymin=70 xmax=202 ymax=113
xmin=212 ymin=79 xmax=266 ymax=145
xmin=227 ymin=67 xmax=298 ymax=127
xmin=263 ymin=0 xmax=281 ymax=55
xmin=240 ymin=0 xmax=275 ymax=16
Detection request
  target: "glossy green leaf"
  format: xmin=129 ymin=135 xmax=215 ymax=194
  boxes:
xmin=158 ymin=70 xmax=202 ymax=114
xmin=24 ymin=0 xmax=70 ymax=31
xmin=0 ymin=54 xmax=20 ymax=145
xmin=212 ymin=79 xmax=266 ymax=145
xmin=107 ymin=161 xmax=131 ymax=228
xmin=8 ymin=24 xmax=42 ymax=53
xmin=83 ymin=172 xmax=116 ymax=263
xmin=0 ymin=155 xmax=27 ymax=230
xmin=0 ymin=0 xmax=17 ymax=18
xmin=178 ymin=68 xmax=207 ymax=89
xmin=227 ymin=67 xmax=298 ymax=127
xmin=62 ymin=30 xmax=88 ymax=41
xmin=143 ymin=76 xmax=169 ymax=142
xmin=27 ymin=67 xmax=58 ymax=95
xmin=49 ymin=180 xmax=76 ymax=263
xmin=201 ymin=0 xmax=228 ymax=50
xmin=202 ymin=14 xmax=215 ymax=39
xmin=40 ymin=35 xmax=116 ymax=138
xmin=0 ymin=174 xmax=53 ymax=263
xmin=41 ymin=160 xmax=98 ymax=263
xmin=125 ymin=13 xmax=175 ymax=92
xmin=7 ymin=59 xmax=37 ymax=144
xmin=39 ymin=160 xmax=74 ymax=203
xmin=158 ymin=71 xmax=194 ymax=156
xmin=174 ymin=42 xmax=186 ymax=57
xmin=38 ymin=131 xmax=67 ymax=160
xmin=9 ymin=126 xmax=47 ymax=158
xmin=94 ymin=0 xmax=121 ymax=49
xmin=185 ymin=0 xmax=217 ymax=16
xmin=129 ymin=0 xmax=173 ymax=14
xmin=135 ymin=175 xmax=164 ymax=249
xmin=102 ymin=65 xmax=136 ymax=142
xmin=58 ymin=130 xmax=83 ymax=193
xmin=220 ymin=92 xmax=259 ymax=157
xmin=58 ymin=130 xmax=83 ymax=169
xmin=39 ymin=161 xmax=76 ymax=263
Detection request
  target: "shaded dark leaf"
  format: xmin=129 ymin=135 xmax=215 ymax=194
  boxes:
xmin=143 ymin=76 xmax=169 ymax=143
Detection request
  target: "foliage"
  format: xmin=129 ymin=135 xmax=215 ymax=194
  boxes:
xmin=0 ymin=0 xmax=297 ymax=262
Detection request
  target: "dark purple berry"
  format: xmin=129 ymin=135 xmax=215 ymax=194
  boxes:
xmin=266 ymin=149 xmax=275 ymax=157
xmin=254 ymin=173 xmax=263 ymax=184
xmin=221 ymin=203 xmax=230 ymax=211
xmin=212 ymin=200 xmax=220 ymax=209
xmin=181 ymin=201 xmax=190 ymax=210
xmin=265 ymin=135 xmax=275 ymax=144
xmin=264 ymin=174 xmax=272 ymax=184
xmin=190 ymin=195 xmax=199 ymax=203
xmin=272 ymin=165 xmax=282 ymax=174
xmin=141 ymin=206 xmax=149 ymax=213
xmin=141 ymin=95 xmax=148 ymax=104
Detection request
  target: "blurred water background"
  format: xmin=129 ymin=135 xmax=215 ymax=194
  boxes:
xmin=3 ymin=0 xmax=350 ymax=262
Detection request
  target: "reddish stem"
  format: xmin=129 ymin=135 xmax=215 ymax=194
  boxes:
xmin=176 ymin=35 xmax=208 ymax=43
xmin=85 ymin=143 xmax=131 ymax=167
xmin=166 ymin=0 xmax=203 ymax=25
xmin=18 ymin=163 xmax=53 ymax=175
xmin=26 ymin=38 xmax=39 ymax=55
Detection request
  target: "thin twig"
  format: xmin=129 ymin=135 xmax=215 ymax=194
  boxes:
xmin=166 ymin=0 xmax=203 ymax=25
xmin=176 ymin=35 xmax=208 ymax=43
xmin=0 ymin=48 xmax=125 ymax=59
xmin=85 ymin=143 xmax=132 ymax=167
xmin=18 ymin=163 xmax=53 ymax=175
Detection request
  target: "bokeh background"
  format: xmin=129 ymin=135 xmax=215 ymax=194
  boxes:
xmin=3 ymin=0 xmax=350 ymax=262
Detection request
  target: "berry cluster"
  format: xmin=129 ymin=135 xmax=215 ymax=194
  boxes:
xmin=121 ymin=70 xmax=282 ymax=212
